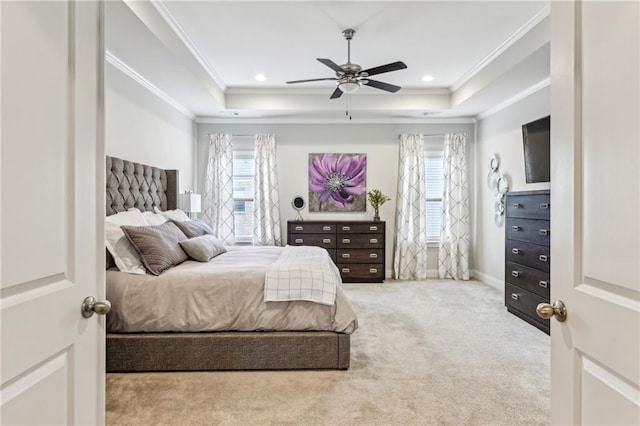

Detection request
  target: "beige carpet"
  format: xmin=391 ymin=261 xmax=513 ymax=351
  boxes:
xmin=106 ymin=280 xmax=550 ymax=425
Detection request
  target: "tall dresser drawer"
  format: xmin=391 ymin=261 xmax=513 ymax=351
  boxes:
xmin=287 ymin=223 xmax=334 ymax=234
xmin=337 ymin=249 xmax=383 ymax=263
xmin=337 ymin=234 xmax=384 ymax=248
xmin=505 ymin=262 xmax=550 ymax=299
xmin=506 ymin=218 xmax=550 ymax=245
xmin=506 ymin=240 xmax=550 ymax=272
xmin=338 ymin=264 xmax=384 ymax=282
xmin=505 ymin=283 xmax=550 ymax=332
xmin=505 ymin=194 xmax=551 ymax=220
xmin=288 ymin=235 xmax=335 ymax=248
xmin=338 ymin=223 xmax=383 ymax=234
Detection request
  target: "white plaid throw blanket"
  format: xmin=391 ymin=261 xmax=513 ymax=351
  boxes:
xmin=264 ymin=245 xmax=342 ymax=306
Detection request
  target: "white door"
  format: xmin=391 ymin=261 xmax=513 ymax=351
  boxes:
xmin=0 ymin=1 xmax=105 ymax=424
xmin=550 ymin=1 xmax=639 ymax=424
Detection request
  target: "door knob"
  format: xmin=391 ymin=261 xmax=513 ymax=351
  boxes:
xmin=81 ymin=296 xmax=111 ymax=318
xmin=536 ymin=300 xmax=567 ymax=322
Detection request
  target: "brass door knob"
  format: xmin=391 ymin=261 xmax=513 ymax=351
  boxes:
xmin=81 ymin=296 xmax=111 ymax=318
xmin=536 ymin=300 xmax=567 ymax=322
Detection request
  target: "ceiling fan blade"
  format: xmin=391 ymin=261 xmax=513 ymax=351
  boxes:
xmin=317 ymin=58 xmax=344 ymax=73
xmin=330 ymin=87 xmax=343 ymax=99
xmin=361 ymin=61 xmax=407 ymax=77
xmin=363 ymin=79 xmax=401 ymax=93
xmin=286 ymin=77 xmax=337 ymax=84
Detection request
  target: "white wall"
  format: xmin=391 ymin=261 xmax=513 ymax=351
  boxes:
xmin=105 ymin=63 xmax=196 ymax=192
xmin=473 ymin=86 xmax=550 ymax=291
xmin=196 ymin=122 xmax=474 ymax=277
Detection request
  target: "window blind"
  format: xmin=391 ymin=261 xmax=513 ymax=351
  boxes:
xmin=425 ymin=153 xmax=443 ymax=242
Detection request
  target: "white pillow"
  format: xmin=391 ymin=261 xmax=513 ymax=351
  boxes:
xmin=105 ymin=209 xmax=149 ymax=274
xmin=154 ymin=207 xmax=190 ymax=222
xmin=142 ymin=211 xmax=168 ymax=226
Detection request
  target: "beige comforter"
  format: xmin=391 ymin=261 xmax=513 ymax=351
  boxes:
xmin=106 ymin=246 xmax=358 ymax=334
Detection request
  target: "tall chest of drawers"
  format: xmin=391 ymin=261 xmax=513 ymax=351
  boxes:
xmin=287 ymin=220 xmax=385 ymax=283
xmin=504 ymin=190 xmax=551 ymax=334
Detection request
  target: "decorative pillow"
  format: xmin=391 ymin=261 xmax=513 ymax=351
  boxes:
xmin=179 ymin=235 xmax=227 ymax=262
xmin=172 ymin=219 xmax=215 ymax=238
xmin=154 ymin=207 xmax=190 ymax=222
xmin=105 ymin=209 xmax=149 ymax=274
xmin=121 ymin=222 xmax=189 ymax=275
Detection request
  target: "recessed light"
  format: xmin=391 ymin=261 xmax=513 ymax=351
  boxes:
xmin=421 ymin=74 xmax=434 ymax=82
xmin=254 ymin=74 xmax=267 ymax=81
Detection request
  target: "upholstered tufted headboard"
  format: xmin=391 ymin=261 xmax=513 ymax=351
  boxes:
xmin=106 ymin=156 xmax=179 ymax=216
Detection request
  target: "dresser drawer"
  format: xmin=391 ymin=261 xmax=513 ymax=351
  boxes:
xmin=337 ymin=249 xmax=383 ymax=263
xmin=287 ymin=223 xmax=334 ymax=234
xmin=288 ymin=234 xmax=336 ymax=248
xmin=337 ymin=234 xmax=384 ymax=248
xmin=506 ymin=240 xmax=550 ymax=272
xmin=505 ymin=193 xmax=550 ymax=220
xmin=338 ymin=263 xmax=384 ymax=282
xmin=505 ymin=283 xmax=550 ymax=331
xmin=505 ymin=262 xmax=550 ymax=299
xmin=337 ymin=222 xmax=384 ymax=234
xmin=506 ymin=218 xmax=550 ymax=246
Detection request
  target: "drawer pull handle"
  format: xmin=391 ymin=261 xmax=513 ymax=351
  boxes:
xmin=539 ymin=255 xmax=548 ymax=262
xmin=369 ymin=253 xmax=378 ymax=259
xmin=511 ymin=248 xmax=520 ymax=254
xmin=540 ymin=203 xmax=549 ymax=209
xmin=511 ymin=271 xmax=520 ymax=277
xmin=322 ymin=238 xmax=331 ymax=244
xmin=511 ymin=226 xmax=520 ymax=231
xmin=342 ymin=238 xmax=351 ymax=244
xmin=511 ymin=293 xmax=520 ymax=301
xmin=342 ymin=253 xmax=350 ymax=258
xmin=341 ymin=268 xmax=350 ymax=273
xmin=342 ymin=226 xmax=351 ymax=231
xmin=539 ymin=281 xmax=548 ymax=288
xmin=512 ymin=203 xmax=521 ymax=208
xmin=369 ymin=268 xmax=378 ymax=274
xmin=295 ymin=226 xmax=303 ymax=231
xmin=539 ymin=229 xmax=549 ymax=236
xmin=369 ymin=225 xmax=378 ymax=231
xmin=323 ymin=226 xmax=331 ymax=231
xmin=370 ymin=238 xmax=378 ymax=244
xmin=295 ymin=238 xmax=303 ymax=244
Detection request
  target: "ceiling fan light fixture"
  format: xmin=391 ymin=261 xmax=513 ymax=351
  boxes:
xmin=339 ymin=80 xmax=360 ymax=93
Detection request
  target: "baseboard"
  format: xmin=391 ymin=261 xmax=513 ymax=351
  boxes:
xmin=386 ymin=269 xmax=440 ymax=280
xmin=472 ymin=270 xmax=504 ymax=295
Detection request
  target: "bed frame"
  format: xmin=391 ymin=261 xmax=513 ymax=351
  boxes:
xmin=105 ymin=156 xmax=350 ymax=371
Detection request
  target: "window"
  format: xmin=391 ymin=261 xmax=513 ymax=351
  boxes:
xmin=425 ymin=152 xmax=443 ymax=242
xmin=232 ymin=151 xmax=255 ymax=244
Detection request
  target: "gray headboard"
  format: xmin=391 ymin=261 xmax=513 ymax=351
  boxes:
xmin=106 ymin=156 xmax=179 ymax=216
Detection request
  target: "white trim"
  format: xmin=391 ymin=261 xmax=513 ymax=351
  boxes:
xmin=225 ymin=87 xmax=451 ymax=96
xmin=105 ymin=50 xmax=195 ymax=120
xmin=472 ymin=269 xmax=504 ymax=294
xmin=151 ymin=1 xmax=227 ymax=91
xmin=451 ymin=3 xmax=551 ymax=93
xmin=476 ymin=77 xmax=551 ymax=121
xmin=195 ymin=116 xmax=476 ymax=125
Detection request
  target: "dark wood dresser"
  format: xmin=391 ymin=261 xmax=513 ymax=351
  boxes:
xmin=287 ymin=220 xmax=385 ymax=283
xmin=504 ymin=190 xmax=551 ymax=334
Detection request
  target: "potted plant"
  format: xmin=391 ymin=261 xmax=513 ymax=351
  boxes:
xmin=367 ymin=189 xmax=391 ymax=221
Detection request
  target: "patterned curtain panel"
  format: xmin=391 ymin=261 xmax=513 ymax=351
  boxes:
xmin=202 ymin=133 xmax=235 ymax=245
xmin=439 ymin=133 xmax=470 ymax=280
xmin=393 ymin=134 xmax=429 ymax=280
xmin=253 ymin=134 xmax=282 ymax=246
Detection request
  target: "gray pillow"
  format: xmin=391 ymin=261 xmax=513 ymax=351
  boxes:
xmin=172 ymin=219 xmax=215 ymax=238
xmin=121 ymin=222 xmax=189 ymax=275
xmin=179 ymin=235 xmax=227 ymax=262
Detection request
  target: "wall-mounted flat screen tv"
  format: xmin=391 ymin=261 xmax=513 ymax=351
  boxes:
xmin=522 ymin=115 xmax=550 ymax=183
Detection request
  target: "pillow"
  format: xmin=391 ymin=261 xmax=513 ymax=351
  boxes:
xmin=179 ymin=235 xmax=227 ymax=262
xmin=154 ymin=207 xmax=190 ymax=222
xmin=105 ymin=209 xmax=149 ymax=274
xmin=142 ymin=211 xmax=168 ymax=226
xmin=121 ymin=222 xmax=189 ymax=275
xmin=172 ymin=219 xmax=215 ymax=238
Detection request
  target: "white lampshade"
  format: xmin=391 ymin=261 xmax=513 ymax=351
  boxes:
xmin=178 ymin=193 xmax=201 ymax=213
xmin=339 ymin=81 xmax=360 ymax=93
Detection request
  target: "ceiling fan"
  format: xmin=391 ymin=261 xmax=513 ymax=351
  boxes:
xmin=286 ymin=28 xmax=408 ymax=99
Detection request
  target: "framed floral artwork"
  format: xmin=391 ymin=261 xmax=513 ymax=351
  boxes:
xmin=308 ymin=153 xmax=367 ymax=212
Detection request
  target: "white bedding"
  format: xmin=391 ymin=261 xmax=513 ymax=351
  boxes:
xmin=106 ymin=246 xmax=358 ymax=334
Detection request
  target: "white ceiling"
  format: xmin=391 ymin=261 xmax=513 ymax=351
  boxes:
xmin=105 ymin=0 xmax=551 ymax=122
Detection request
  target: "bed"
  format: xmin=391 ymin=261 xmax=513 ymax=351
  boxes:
xmin=105 ymin=156 xmax=357 ymax=372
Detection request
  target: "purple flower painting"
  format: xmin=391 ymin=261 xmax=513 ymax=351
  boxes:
xmin=308 ymin=153 xmax=367 ymax=212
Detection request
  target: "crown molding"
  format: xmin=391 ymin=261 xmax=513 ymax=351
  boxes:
xmin=195 ymin=116 xmax=475 ymax=125
xmin=476 ymin=77 xmax=550 ymax=121
xmin=450 ymin=3 xmax=551 ymax=93
xmin=151 ymin=1 xmax=227 ymax=91
xmin=105 ymin=50 xmax=196 ymax=120
xmin=225 ymin=87 xmax=451 ymax=96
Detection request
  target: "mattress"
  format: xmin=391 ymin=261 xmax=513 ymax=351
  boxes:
xmin=106 ymin=246 xmax=358 ymax=334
